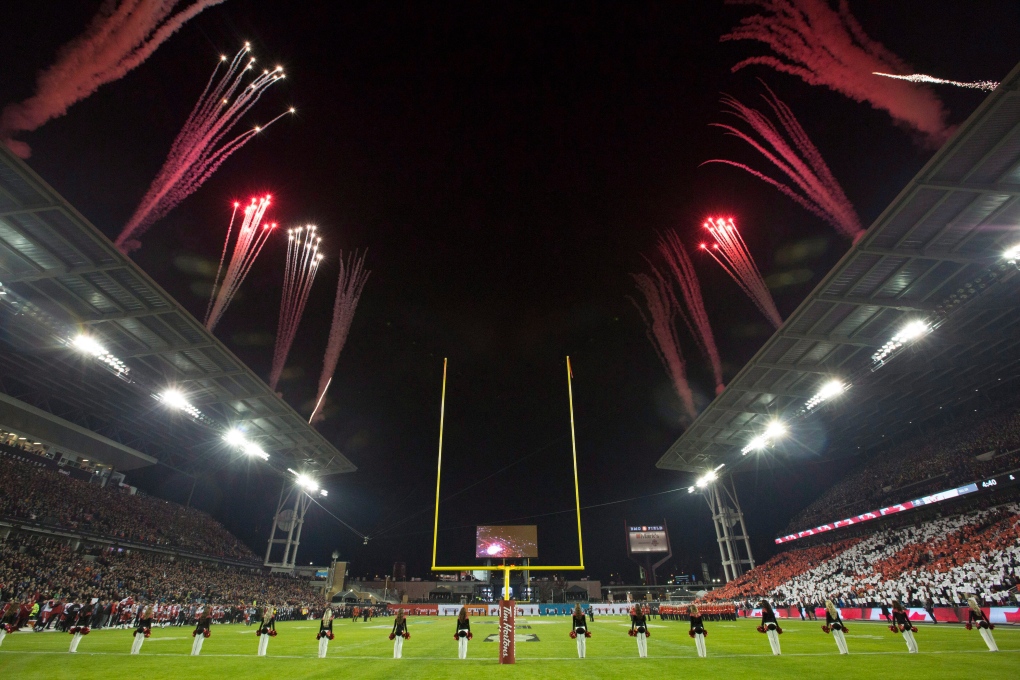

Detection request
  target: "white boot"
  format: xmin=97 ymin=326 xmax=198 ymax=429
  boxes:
xmin=833 ymin=629 xmax=848 ymax=654
xmin=979 ymin=627 xmax=998 ymax=652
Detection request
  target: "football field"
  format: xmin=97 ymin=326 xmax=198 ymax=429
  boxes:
xmin=0 ymin=616 xmax=1015 ymax=679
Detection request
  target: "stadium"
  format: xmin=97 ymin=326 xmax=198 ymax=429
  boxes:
xmin=1 ymin=3 xmax=1020 ymax=679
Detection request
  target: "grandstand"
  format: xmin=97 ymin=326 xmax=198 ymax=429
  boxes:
xmin=658 ymin=61 xmax=1020 ymax=587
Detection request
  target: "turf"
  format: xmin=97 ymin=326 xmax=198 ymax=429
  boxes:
xmin=0 ymin=616 xmax=1015 ymax=679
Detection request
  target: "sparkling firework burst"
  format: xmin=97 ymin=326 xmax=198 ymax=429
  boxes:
xmin=116 ymin=44 xmax=292 ymax=251
xmin=704 ymin=87 xmax=862 ymax=241
xmin=657 ymin=231 xmax=724 ymax=395
xmin=722 ymin=0 xmax=950 ymax=144
xmin=268 ymin=225 xmax=324 ymax=390
xmin=205 ymin=196 xmax=277 ymax=331
xmin=310 ymin=251 xmax=371 ymax=424
xmin=873 ymin=72 xmax=998 ymax=92
xmin=629 ymin=267 xmax=698 ymax=422
xmin=700 ymin=217 xmax=783 ymax=328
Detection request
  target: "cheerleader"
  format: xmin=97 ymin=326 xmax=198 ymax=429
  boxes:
xmin=0 ymin=599 xmax=19 ymax=647
xmin=191 ymin=605 xmax=213 ymax=656
xmin=629 ymin=605 xmax=649 ymax=658
xmin=68 ymin=601 xmax=94 ymax=653
xmin=390 ymin=609 xmax=410 ymax=658
xmin=890 ymin=602 xmax=918 ymax=653
xmin=688 ymin=605 xmax=707 ymax=658
xmin=757 ymin=600 xmax=782 ymax=656
xmin=130 ymin=604 xmax=154 ymax=655
xmin=317 ymin=606 xmax=335 ymax=658
xmin=570 ymin=604 xmax=590 ymax=658
xmin=256 ymin=605 xmax=277 ymax=656
xmin=454 ymin=606 xmax=472 ymax=659
xmin=966 ymin=597 xmax=998 ymax=652
xmin=821 ymin=600 xmax=848 ymax=655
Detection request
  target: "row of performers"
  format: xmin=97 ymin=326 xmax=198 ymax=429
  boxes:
xmin=0 ymin=599 xmax=1000 ymax=658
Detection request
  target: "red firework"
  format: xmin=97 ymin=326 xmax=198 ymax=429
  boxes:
xmin=700 ymin=217 xmax=783 ymax=328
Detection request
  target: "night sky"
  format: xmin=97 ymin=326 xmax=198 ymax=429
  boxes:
xmin=1 ymin=1 xmax=1017 ymax=582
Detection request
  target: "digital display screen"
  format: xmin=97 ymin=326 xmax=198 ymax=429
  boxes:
xmin=628 ymin=526 xmax=668 ymax=553
xmin=475 ymin=525 xmax=538 ymax=558
xmin=775 ymin=472 xmax=1019 ymax=545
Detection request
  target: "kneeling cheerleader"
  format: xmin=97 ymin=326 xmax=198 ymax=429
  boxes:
xmin=131 ymin=604 xmax=154 ymax=655
xmin=629 ymin=605 xmax=650 ymax=658
xmin=317 ymin=606 xmax=335 ymax=658
xmin=570 ymin=604 xmax=591 ymax=659
xmin=890 ymin=602 xmax=918 ymax=653
xmin=255 ymin=605 xmax=277 ymax=656
xmin=966 ymin=598 xmax=998 ymax=652
xmin=757 ymin=600 xmax=782 ymax=656
xmin=191 ymin=605 xmax=213 ymax=656
xmin=454 ymin=606 xmax=472 ymax=659
xmin=822 ymin=600 xmax=848 ymax=655
xmin=389 ymin=610 xmax=410 ymax=658
xmin=688 ymin=605 xmax=707 ymax=658
xmin=68 ymin=601 xmax=94 ymax=653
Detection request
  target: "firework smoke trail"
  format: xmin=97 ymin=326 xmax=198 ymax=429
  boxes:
xmin=0 ymin=1 xmax=226 ymax=158
xmin=115 ymin=45 xmax=292 ymax=252
xmin=268 ymin=225 xmax=324 ymax=390
xmin=629 ymin=267 xmax=698 ymax=422
xmin=657 ymin=231 xmax=724 ymax=395
xmin=700 ymin=217 xmax=783 ymax=328
xmin=722 ymin=0 xmax=950 ymax=144
xmin=873 ymin=72 xmax=999 ymax=92
xmin=310 ymin=251 xmax=371 ymax=424
xmin=704 ymin=88 xmax=862 ymax=240
xmin=205 ymin=195 xmax=277 ymax=331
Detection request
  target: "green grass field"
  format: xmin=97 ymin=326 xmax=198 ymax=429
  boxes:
xmin=0 ymin=616 xmax=1015 ymax=679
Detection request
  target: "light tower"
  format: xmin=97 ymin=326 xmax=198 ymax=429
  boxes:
xmin=264 ymin=469 xmax=327 ymax=572
xmin=689 ymin=466 xmax=755 ymax=582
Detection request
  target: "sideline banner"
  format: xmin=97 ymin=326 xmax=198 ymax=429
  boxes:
xmin=499 ymin=599 xmax=515 ymax=664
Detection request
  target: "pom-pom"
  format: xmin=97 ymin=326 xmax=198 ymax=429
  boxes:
xmin=689 ymin=630 xmax=695 ymax=638
xmin=628 ymin=629 xmax=636 ymax=637
xmin=965 ymin=622 xmax=972 ymax=631
xmin=328 ymin=631 xmax=335 ymax=640
xmin=703 ymin=629 xmax=707 ymax=637
xmin=569 ymin=630 xmax=577 ymax=639
xmin=403 ymin=632 xmax=410 ymax=640
xmin=144 ymin=629 xmax=151 ymax=638
xmin=584 ymin=631 xmax=591 ymax=638
xmin=910 ymin=626 xmax=918 ymax=633
xmin=455 ymin=634 xmax=461 ymax=640
xmin=889 ymin=625 xmax=899 ymax=633
xmin=756 ymin=625 xmax=765 ymax=634
xmin=68 ymin=627 xmax=77 ymax=635
xmin=269 ymin=629 xmax=277 ymax=637
xmin=203 ymin=629 xmax=211 ymax=638
xmin=645 ymin=630 xmax=650 ymax=638
xmin=989 ymin=624 xmax=995 ymax=630
xmin=822 ymin=625 xmax=830 ymax=634
xmin=389 ymin=633 xmax=396 ymax=640
xmin=776 ymin=626 xmax=783 ymax=635
xmin=842 ymin=625 xmax=848 ymax=633
xmin=256 ymin=629 xmax=262 ymax=636
xmin=468 ymin=632 xmax=473 ymax=640
xmin=192 ymin=630 xmax=198 ymax=637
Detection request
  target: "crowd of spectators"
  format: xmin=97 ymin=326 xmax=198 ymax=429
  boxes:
xmin=0 ymin=450 xmax=256 ymax=561
xmin=786 ymin=403 xmax=1020 ymax=534
xmin=0 ymin=533 xmax=323 ymax=612
xmin=706 ymin=499 xmax=1020 ymax=609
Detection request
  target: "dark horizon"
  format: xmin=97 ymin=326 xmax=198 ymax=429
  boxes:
xmin=1 ymin=0 xmax=1017 ymax=583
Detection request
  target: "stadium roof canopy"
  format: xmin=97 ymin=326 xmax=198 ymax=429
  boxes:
xmin=0 ymin=146 xmax=355 ymax=477
xmin=658 ymin=62 xmax=1020 ymax=475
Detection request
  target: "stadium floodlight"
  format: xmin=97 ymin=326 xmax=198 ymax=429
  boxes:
xmin=319 ymin=489 xmax=328 ymax=497
xmin=71 ymin=333 xmax=130 ymax=376
xmin=687 ymin=486 xmax=695 ymax=493
xmin=742 ymin=420 xmax=787 ymax=455
xmin=695 ymin=470 xmax=717 ymax=488
xmin=805 ymin=379 xmax=847 ymax=410
xmin=156 ymin=389 xmax=202 ymax=419
xmin=872 ymin=318 xmax=931 ymax=364
xmin=243 ymin=442 xmax=269 ymax=460
xmin=223 ymin=429 xmax=247 ymax=448
xmin=1005 ymin=243 xmax=1020 ymax=264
